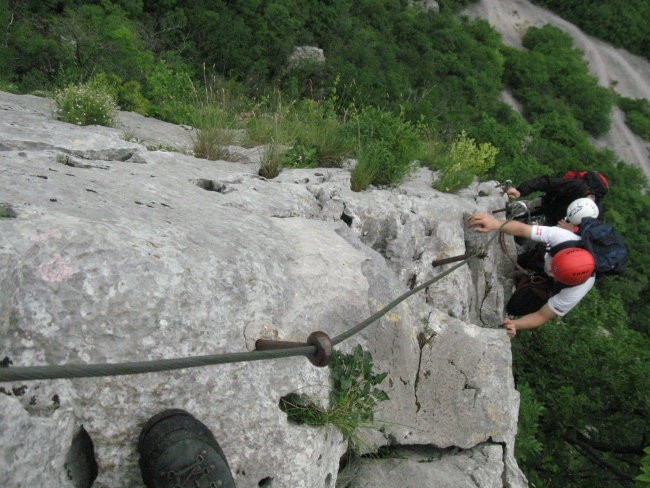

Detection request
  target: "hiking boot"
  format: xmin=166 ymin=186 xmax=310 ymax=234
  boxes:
xmin=138 ymin=409 xmax=236 ymax=488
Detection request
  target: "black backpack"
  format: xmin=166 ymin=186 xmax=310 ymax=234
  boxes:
xmin=550 ymin=217 xmax=628 ymax=278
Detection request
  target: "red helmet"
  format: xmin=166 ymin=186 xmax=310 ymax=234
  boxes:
xmin=550 ymin=247 xmax=595 ymax=285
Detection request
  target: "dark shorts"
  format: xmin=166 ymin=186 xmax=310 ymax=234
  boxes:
xmin=506 ymin=274 xmax=554 ymax=316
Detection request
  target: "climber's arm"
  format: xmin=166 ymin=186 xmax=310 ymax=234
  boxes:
xmin=469 ymin=212 xmax=532 ymax=238
xmin=502 ymin=304 xmax=557 ymax=337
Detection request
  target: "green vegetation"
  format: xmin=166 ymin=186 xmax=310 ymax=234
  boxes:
xmin=514 ymin=383 xmax=545 ymax=467
xmin=53 ymin=79 xmax=118 ymax=126
xmin=280 ymin=345 xmax=389 ymax=451
xmin=1 ymin=1 xmax=649 ymax=484
xmin=503 ymin=25 xmax=613 ymax=137
xmin=258 ymin=143 xmax=284 ymax=180
xmin=279 ymin=99 xmax=352 ymax=169
xmin=513 ymin=290 xmax=649 ymax=487
xmin=350 ymin=107 xmax=421 ymax=190
xmin=432 ymin=131 xmax=498 ymax=191
xmin=0 ymin=203 xmax=17 ymax=218
xmin=638 ymin=447 xmax=650 ymax=485
xmin=531 ymin=0 xmax=650 ymax=59
xmin=191 ymin=104 xmax=238 ymax=161
xmin=618 ymin=96 xmax=650 ymax=142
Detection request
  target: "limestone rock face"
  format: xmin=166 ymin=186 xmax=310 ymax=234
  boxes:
xmin=0 ymin=91 xmax=525 ymax=488
xmin=344 ymin=444 xmax=504 ymax=488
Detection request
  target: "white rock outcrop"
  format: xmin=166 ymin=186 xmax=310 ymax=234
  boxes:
xmin=0 ymin=91 xmax=525 ymax=488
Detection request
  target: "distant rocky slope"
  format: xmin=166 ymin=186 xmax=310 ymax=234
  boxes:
xmin=0 ymin=91 xmax=525 ymax=488
xmin=466 ymin=0 xmax=650 ymax=181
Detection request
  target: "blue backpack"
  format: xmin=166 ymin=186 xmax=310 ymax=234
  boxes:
xmin=550 ymin=217 xmax=628 ymax=278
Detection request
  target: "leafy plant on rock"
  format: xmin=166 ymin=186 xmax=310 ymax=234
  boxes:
xmin=280 ymin=345 xmax=389 ymax=451
xmin=434 ymin=131 xmax=498 ymax=191
xmin=282 ymin=142 xmax=319 ymax=168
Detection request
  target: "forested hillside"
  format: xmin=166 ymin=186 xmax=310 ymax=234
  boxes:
xmin=531 ymin=0 xmax=650 ymax=59
xmin=1 ymin=1 xmax=648 ymax=486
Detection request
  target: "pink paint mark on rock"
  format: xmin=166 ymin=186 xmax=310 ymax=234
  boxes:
xmin=30 ymin=229 xmax=61 ymax=242
xmin=39 ymin=254 xmax=74 ymax=282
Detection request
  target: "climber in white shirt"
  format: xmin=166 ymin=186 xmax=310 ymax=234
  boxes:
xmin=469 ymin=212 xmax=596 ymax=338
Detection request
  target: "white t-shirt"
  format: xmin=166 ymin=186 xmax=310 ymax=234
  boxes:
xmin=530 ymin=225 xmax=595 ymax=316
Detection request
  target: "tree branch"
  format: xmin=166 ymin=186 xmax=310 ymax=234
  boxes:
xmin=568 ymin=437 xmax=633 ymax=482
xmin=576 ymin=431 xmax=645 ymax=455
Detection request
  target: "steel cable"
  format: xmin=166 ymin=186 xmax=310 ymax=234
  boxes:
xmin=0 ymin=218 xmax=507 ymax=383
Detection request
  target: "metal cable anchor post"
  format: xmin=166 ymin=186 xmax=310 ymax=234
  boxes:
xmin=255 ymin=331 xmax=333 ymax=367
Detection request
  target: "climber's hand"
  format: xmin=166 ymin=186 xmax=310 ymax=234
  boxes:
xmin=503 ymin=318 xmax=517 ymax=338
xmin=557 ymin=219 xmax=576 ymax=231
xmin=506 ymin=188 xmax=520 ymax=200
xmin=469 ymin=212 xmax=500 ymax=233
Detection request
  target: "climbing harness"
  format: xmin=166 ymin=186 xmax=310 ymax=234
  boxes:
xmin=0 ymin=220 xmax=508 ymax=383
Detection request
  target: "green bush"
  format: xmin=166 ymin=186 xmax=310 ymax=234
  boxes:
xmin=512 ymin=290 xmax=650 ymax=486
xmin=244 ymin=94 xmax=296 ymax=146
xmin=531 ymin=0 xmax=650 ymax=58
xmin=0 ymin=78 xmax=19 ymax=94
xmin=349 ymin=107 xmax=422 ymax=188
xmin=279 ymin=345 xmax=389 ymax=451
xmin=434 ymin=131 xmax=498 ymax=191
xmin=282 ymin=142 xmax=320 ymax=168
xmin=117 ymin=80 xmax=150 ymax=113
xmin=144 ymin=59 xmax=195 ymax=124
xmin=626 ymin=111 xmax=650 ymax=141
xmin=245 ymin=97 xmax=352 ymax=168
xmin=416 ymin=133 xmax=448 ymax=170
xmin=287 ymin=99 xmax=353 ymax=168
xmin=618 ymin=97 xmax=650 ymax=141
xmin=53 ymin=81 xmax=118 ymax=126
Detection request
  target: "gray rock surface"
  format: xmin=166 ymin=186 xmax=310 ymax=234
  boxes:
xmin=342 ymin=444 xmax=504 ymax=488
xmin=0 ymin=91 xmax=525 ymax=488
xmin=289 ymin=46 xmax=326 ymax=67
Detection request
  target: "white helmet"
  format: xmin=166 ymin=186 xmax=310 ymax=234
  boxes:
xmin=566 ymin=197 xmax=599 ymax=225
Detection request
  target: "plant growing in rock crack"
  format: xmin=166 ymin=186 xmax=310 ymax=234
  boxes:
xmin=258 ymin=142 xmax=284 ymax=179
xmin=279 ymin=345 xmax=389 ymax=451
